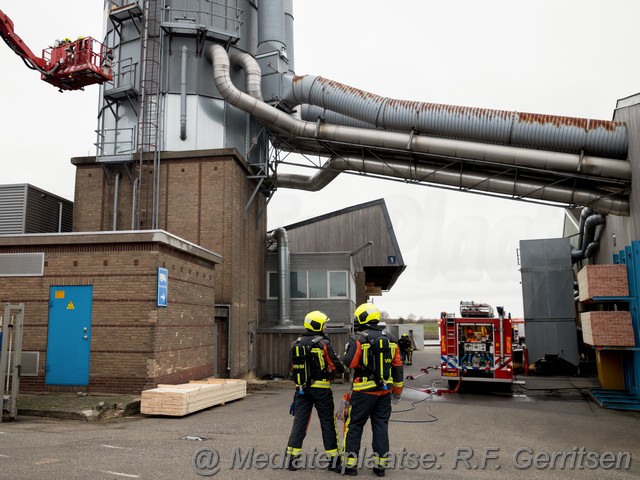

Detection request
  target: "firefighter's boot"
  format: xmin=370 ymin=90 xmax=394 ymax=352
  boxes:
xmin=328 ymin=456 xmax=342 ymax=473
xmin=286 ymin=455 xmax=300 ymax=471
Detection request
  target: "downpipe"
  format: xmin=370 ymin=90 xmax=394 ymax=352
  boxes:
xmin=267 ymin=227 xmax=291 ymax=326
xmin=180 ymin=46 xmax=187 ymax=141
xmin=112 ymin=172 xmax=120 ymax=231
xmin=131 ymin=177 xmax=139 ymax=230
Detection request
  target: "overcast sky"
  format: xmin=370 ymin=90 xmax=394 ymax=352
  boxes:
xmin=2 ymin=1 xmax=639 ymax=319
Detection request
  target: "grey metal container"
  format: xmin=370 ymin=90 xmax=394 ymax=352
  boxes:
xmin=0 ymin=184 xmax=73 ymax=234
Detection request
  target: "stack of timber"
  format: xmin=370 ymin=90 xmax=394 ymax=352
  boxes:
xmin=140 ymin=378 xmax=246 ymax=416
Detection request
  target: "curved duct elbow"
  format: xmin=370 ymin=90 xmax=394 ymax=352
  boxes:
xmin=572 ymin=210 xmax=606 ymax=263
xmin=229 ymin=52 xmax=264 ymax=101
xmin=575 ymin=207 xmax=594 ymax=252
xmin=268 ymin=227 xmax=292 ymax=326
xmin=275 ymin=156 xmax=342 ymax=191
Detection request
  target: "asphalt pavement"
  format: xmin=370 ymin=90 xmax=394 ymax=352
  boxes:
xmin=1 ymin=347 xmax=639 ymax=480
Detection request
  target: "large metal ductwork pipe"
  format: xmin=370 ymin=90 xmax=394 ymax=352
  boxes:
xmin=257 ymin=0 xmax=286 ymax=56
xmin=572 ymin=208 xmax=606 ymax=262
xmin=301 ymin=104 xmax=376 ymax=129
xmin=574 ymin=207 xmax=594 ymax=257
xmin=276 ymin=156 xmax=628 ymax=215
xmin=208 ymin=45 xmax=629 ymax=214
xmin=267 ymin=227 xmax=291 ymax=326
xmin=287 ymin=75 xmax=628 ymax=160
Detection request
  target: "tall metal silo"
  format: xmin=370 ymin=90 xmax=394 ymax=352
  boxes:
xmin=96 ymin=0 xmax=282 ymax=229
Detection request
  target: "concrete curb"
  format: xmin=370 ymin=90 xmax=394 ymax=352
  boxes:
xmin=16 ymin=398 xmax=141 ymax=422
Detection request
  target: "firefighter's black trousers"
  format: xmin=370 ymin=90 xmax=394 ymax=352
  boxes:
xmin=287 ymin=387 xmax=339 ymax=457
xmin=343 ymin=390 xmax=392 ymax=467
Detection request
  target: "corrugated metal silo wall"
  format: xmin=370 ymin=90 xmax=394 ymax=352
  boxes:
xmin=0 ymin=185 xmax=27 ymax=234
xmin=519 ymin=238 xmax=579 ymax=366
xmin=103 ymin=0 xmax=263 ymax=161
xmin=24 ymin=186 xmax=73 ymax=233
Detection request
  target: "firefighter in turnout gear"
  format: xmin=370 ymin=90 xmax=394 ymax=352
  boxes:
xmin=340 ymin=303 xmax=403 ymax=477
xmin=398 ymin=333 xmax=414 ymax=365
xmin=286 ymin=311 xmax=345 ymax=471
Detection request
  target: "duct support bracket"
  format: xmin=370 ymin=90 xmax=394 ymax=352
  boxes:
xmin=406 ymin=129 xmax=416 ymax=150
xmin=577 ymin=149 xmax=585 ymax=173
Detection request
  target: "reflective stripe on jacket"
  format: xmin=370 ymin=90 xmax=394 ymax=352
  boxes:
xmin=343 ymin=326 xmax=404 ymax=393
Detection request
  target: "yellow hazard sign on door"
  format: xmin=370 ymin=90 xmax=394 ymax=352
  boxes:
xmin=67 ymin=301 xmax=75 ymax=310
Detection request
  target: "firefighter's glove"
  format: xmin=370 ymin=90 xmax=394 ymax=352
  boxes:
xmin=289 ymin=393 xmax=296 ymax=416
xmin=391 ymin=393 xmax=402 ymax=405
xmin=335 ymin=398 xmax=349 ymax=421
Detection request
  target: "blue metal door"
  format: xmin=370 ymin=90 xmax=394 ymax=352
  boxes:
xmin=46 ymin=286 xmax=93 ymax=385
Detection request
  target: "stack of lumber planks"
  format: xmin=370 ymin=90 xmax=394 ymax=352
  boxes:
xmin=140 ymin=378 xmax=246 ymax=416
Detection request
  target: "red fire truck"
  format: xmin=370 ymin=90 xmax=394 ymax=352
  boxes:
xmin=439 ymin=301 xmax=514 ymax=387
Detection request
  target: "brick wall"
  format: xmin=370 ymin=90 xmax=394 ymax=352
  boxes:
xmin=0 ymin=232 xmax=219 ymax=394
xmin=72 ymin=149 xmax=267 ymax=377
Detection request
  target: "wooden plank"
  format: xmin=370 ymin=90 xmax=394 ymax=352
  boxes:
xmin=140 ymin=378 xmax=247 ymax=416
xmin=581 ymin=311 xmax=635 ymax=347
xmin=578 ymin=265 xmax=629 ymax=301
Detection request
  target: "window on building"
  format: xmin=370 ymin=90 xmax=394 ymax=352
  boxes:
xmin=329 ymin=271 xmax=347 ymax=297
xmin=268 ymin=272 xmax=278 ymax=298
xmin=308 ymin=270 xmax=328 ymax=298
xmin=268 ymin=270 xmax=349 ymax=299
xmin=291 ymin=271 xmax=307 ymax=298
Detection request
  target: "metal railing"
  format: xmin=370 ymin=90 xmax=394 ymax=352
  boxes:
xmin=162 ymin=0 xmax=243 ymax=38
xmin=95 ymin=127 xmax=136 ymax=161
xmin=104 ymin=56 xmax=139 ymax=94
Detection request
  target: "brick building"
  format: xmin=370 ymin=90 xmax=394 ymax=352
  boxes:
xmin=71 ymin=149 xmax=267 ymax=378
xmin=0 ymin=148 xmax=265 ymax=393
xmin=0 ymin=231 xmax=220 ymax=393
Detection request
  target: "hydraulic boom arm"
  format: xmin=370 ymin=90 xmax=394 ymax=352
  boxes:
xmin=0 ymin=9 xmax=47 ymax=72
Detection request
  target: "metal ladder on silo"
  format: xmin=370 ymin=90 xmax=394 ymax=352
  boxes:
xmin=136 ymin=0 xmax=163 ymax=229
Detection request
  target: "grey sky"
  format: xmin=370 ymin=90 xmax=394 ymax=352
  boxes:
xmin=1 ymin=1 xmax=639 ymax=318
